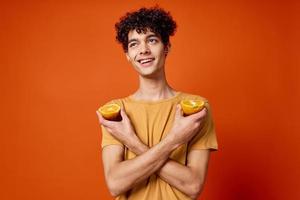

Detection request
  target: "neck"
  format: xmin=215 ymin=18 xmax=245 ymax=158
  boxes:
xmin=132 ymin=69 xmax=177 ymax=101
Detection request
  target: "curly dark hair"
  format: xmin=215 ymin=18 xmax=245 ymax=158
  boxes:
xmin=115 ymin=6 xmax=177 ymax=52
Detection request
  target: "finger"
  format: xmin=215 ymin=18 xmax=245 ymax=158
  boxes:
xmin=96 ymin=110 xmax=110 ymax=126
xmin=96 ymin=110 xmax=101 ymax=121
xmin=175 ymin=104 xmax=183 ymax=118
xmin=120 ymin=108 xmax=127 ymax=120
xmin=194 ymin=107 xmax=207 ymax=120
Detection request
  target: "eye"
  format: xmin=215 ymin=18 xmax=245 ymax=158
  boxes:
xmin=148 ymin=38 xmax=158 ymax=44
xmin=129 ymin=42 xmax=137 ymax=48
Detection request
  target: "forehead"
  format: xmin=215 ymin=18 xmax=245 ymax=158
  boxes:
xmin=128 ymin=29 xmax=159 ymax=40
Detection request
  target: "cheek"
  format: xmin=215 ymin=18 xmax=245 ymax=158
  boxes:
xmin=128 ymin=51 xmax=138 ymax=61
xmin=155 ymin=46 xmax=166 ymax=57
xmin=157 ymin=50 xmax=167 ymax=61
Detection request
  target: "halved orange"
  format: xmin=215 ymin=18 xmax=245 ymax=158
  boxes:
xmin=98 ymin=103 xmax=121 ymax=121
xmin=180 ymin=99 xmax=205 ymax=116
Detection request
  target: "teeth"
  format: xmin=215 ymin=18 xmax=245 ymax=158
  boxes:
xmin=140 ymin=58 xmax=153 ymax=64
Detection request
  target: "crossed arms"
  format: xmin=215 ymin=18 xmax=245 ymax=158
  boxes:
xmin=97 ymin=104 xmax=211 ymax=199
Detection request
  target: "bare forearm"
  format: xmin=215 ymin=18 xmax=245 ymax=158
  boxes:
xmin=129 ymin=140 xmax=201 ymax=198
xmin=157 ymin=160 xmax=201 ymax=199
xmin=108 ymin=136 xmax=178 ymax=196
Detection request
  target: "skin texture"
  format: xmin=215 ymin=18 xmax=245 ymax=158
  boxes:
xmin=97 ymin=29 xmax=211 ymax=199
xmin=125 ymin=29 xmax=168 ymax=78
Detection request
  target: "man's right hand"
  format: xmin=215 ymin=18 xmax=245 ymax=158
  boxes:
xmin=167 ymin=104 xmax=207 ymax=147
xmin=96 ymin=108 xmax=138 ymax=147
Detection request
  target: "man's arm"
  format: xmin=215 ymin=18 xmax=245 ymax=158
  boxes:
xmin=98 ymin=105 xmax=207 ymax=198
xmin=125 ymin=137 xmax=210 ymax=199
xmin=102 ymin=136 xmax=178 ymax=197
xmin=158 ymin=150 xmax=210 ymax=199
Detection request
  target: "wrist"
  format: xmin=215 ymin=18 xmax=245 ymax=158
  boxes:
xmin=164 ymin=132 xmax=181 ymax=151
xmin=126 ymin=134 xmax=148 ymax=155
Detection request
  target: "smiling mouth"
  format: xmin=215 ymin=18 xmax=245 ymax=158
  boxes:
xmin=137 ymin=58 xmax=155 ymax=64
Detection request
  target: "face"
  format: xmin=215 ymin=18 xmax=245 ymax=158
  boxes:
xmin=126 ymin=29 xmax=169 ymax=78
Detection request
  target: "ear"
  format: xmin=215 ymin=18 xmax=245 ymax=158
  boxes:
xmin=164 ymin=43 xmax=171 ymax=56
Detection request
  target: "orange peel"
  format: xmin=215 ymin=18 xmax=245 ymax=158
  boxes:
xmin=180 ymin=99 xmax=205 ymax=116
xmin=98 ymin=103 xmax=121 ymax=121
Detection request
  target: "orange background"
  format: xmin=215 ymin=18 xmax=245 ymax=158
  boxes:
xmin=1 ymin=0 xmax=299 ymax=200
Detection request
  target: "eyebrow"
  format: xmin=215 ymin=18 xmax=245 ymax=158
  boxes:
xmin=128 ymin=34 xmax=159 ymax=44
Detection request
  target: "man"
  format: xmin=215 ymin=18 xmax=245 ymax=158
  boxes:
xmin=96 ymin=6 xmax=218 ymax=200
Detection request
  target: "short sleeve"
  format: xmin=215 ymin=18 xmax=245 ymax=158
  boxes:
xmin=99 ymin=99 xmax=125 ymax=148
xmin=188 ymin=101 xmax=218 ymax=151
xmin=101 ymin=125 xmax=124 ymax=148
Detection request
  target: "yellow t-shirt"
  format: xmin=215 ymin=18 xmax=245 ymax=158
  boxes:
xmin=101 ymin=92 xmax=218 ymax=200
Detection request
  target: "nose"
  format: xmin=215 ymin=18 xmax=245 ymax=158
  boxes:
xmin=139 ymin=42 xmax=150 ymax=55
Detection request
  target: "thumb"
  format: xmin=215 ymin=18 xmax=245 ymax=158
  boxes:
xmin=96 ymin=110 xmax=104 ymax=124
xmin=120 ymin=108 xmax=128 ymax=120
xmin=175 ymin=104 xmax=183 ymax=118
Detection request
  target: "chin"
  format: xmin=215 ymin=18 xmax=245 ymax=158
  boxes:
xmin=133 ymin=63 xmax=163 ymax=77
xmin=140 ymin=69 xmax=161 ymax=78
